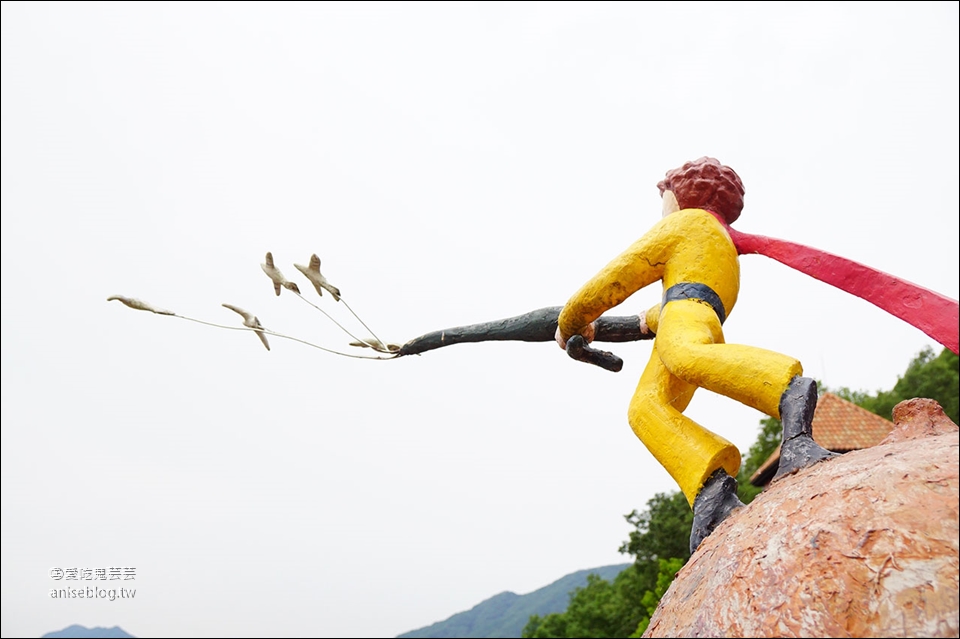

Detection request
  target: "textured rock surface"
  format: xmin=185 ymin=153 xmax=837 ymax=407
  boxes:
xmin=644 ymin=399 xmax=959 ymax=638
xmin=883 ymin=397 xmax=957 ymax=445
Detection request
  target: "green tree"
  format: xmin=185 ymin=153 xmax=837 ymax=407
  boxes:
xmin=523 ymin=490 xmax=693 ymax=638
xmin=523 ymin=611 xmax=567 ymax=638
xmin=736 ymin=415 xmax=782 ymax=504
xmin=833 ymin=347 xmax=958 ymax=424
xmin=523 ymin=568 xmax=647 ymax=639
xmin=631 ymin=557 xmax=685 ymax=638
xmin=618 ymin=492 xmax=692 ymax=564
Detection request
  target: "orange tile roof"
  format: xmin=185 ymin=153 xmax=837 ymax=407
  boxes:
xmin=749 ymin=393 xmax=895 ymax=486
xmin=809 ymin=392 xmax=897 ymax=450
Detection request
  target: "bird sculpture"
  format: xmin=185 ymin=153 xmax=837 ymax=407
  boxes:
xmin=260 ymin=252 xmax=300 ymax=296
xmin=107 ymin=295 xmax=175 ymax=315
xmin=349 ymin=338 xmax=401 ymax=353
xmin=221 ymin=303 xmax=271 ymax=351
xmin=295 ymin=253 xmax=341 ymax=301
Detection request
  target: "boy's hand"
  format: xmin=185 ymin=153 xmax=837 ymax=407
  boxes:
xmin=555 ymin=321 xmax=596 ymax=350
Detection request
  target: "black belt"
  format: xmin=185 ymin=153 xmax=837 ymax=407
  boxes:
xmin=662 ymin=282 xmax=727 ymax=325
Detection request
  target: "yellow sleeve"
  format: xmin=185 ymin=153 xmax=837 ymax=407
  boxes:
xmin=557 ymin=220 xmax=671 ymax=341
xmin=643 ymin=302 xmax=661 ymax=334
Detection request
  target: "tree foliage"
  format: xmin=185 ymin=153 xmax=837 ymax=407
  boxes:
xmin=632 ymin=558 xmax=684 ymax=638
xmin=523 ymin=568 xmax=646 ymax=639
xmin=618 ymin=492 xmax=692 ymax=564
xmin=831 ymin=347 xmax=958 ymax=424
xmin=523 ymin=491 xmax=693 ymax=638
xmin=736 ymin=415 xmax=782 ymax=504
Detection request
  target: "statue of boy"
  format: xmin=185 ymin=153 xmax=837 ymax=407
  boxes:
xmin=556 ymin=157 xmax=836 ymax=552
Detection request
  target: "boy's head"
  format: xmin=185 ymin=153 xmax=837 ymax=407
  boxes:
xmin=657 ymin=157 xmax=745 ymax=224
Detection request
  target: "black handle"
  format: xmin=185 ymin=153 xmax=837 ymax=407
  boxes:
xmin=566 ymin=335 xmax=623 ymax=372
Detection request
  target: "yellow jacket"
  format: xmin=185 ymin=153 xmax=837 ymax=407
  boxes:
xmin=558 ymin=208 xmax=740 ymax=340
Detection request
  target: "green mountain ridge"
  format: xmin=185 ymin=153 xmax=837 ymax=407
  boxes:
xmin=397 ymin=563 xmax=631 ymax=638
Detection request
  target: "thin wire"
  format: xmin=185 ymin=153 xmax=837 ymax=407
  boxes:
xmin=340 ymin=297 xmax=388 ymax=351
xmin=292 ymin=292 xmax=367 ymax=341
xmin=174 ymin=315 xmax=399 ymax=360
xmin=293 ymin=292 xmax=392 ymax=353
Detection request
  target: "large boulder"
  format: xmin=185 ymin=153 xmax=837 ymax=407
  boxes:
xmin=644 ymin=399 xmax=959 ymax=638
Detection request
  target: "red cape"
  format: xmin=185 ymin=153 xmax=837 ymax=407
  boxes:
xmin=708 ymin=211 xmax=959 ymax=355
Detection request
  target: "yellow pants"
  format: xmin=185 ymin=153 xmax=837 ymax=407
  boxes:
xmin=628 ymin=300 xmax=802 ymax=505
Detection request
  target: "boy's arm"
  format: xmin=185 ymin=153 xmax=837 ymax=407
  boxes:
xmin=640 ymin=302 xmax=660 ymax=335
xmin=557 ymin=227 xmax=668 ymax=343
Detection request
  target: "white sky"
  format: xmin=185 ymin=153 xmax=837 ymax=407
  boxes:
xmin=2 ymin=3 xmax=957 ymax=638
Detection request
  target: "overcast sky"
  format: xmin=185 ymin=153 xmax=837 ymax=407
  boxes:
xmin=2 ymin=3 xmax=958 ymax=638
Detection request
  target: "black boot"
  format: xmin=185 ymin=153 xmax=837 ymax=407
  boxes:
xmin=773 ymin=376 xmax=838 ymax=482
xmin=690 ymin=468 xmax=744 ymax=554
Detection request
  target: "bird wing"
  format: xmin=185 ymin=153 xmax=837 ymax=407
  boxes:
xmin=261 ymin=255 xmax=287 ymax=296
xmin=255 ymin=327 xmax=271 ymax=351
xmin=306 ymin=254 xmax=340 ymax=300
xmin=260 ymin=266 xmax=283 ymax=296
xmin=222 ymin=303 xmax=252 ymax=321
xmin=295 ymin=261 xmax=324 ymax=296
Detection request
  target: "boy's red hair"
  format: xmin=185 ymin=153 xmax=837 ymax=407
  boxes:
xmin=657 ymin=157 xmax=745 ymax=224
